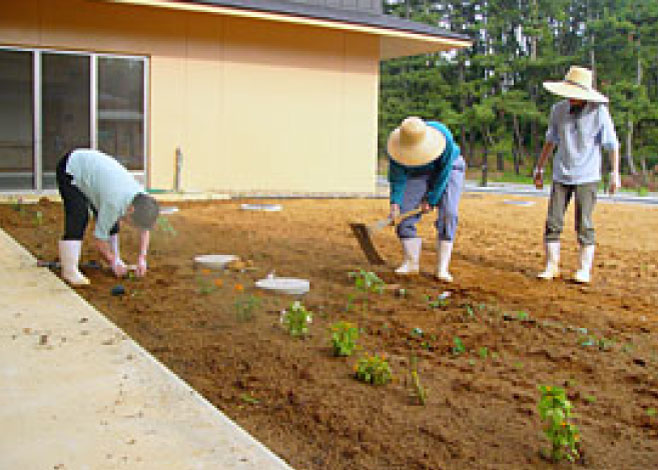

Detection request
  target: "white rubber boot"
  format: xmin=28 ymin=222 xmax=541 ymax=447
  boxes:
xmin=58 ymin=240 xmax=90 ymax=286
xmin=574 ymin=244 xmax=595 ymax=284
xmin=436 ymin=240 xmax=454 ymax=283
xmin=109 ymin=234 xmax=127 ymax=272
xmin=395 ymin=238 xmax=421 ymax=274
xmin=537 ymin=242 xmax=560 ymax=280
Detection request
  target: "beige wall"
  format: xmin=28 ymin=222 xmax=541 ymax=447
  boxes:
xmin=0 ymin=0 xmax=380 ymax=193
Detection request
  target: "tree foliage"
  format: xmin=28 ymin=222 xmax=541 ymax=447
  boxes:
xmin=380 ymin=0 xmax=658 ymax=172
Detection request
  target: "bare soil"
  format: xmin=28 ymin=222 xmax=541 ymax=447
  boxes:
xmin=2 ymin=194 xmax=657 ymax=470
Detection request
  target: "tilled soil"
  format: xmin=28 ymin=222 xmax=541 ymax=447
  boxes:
xmin=1 ymin=194 xmax=657 ymax=470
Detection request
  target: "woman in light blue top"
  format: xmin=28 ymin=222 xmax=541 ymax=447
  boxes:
xmin=56 ymin=149 xmax=160 ymax=285
xmin=387 ymin=116 xmax=466 ymax=282
xmin=534 ymin=66 xmax=620 ymax=284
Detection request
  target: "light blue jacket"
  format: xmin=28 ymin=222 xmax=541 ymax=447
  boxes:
xmin=388 ymin=121 xmax=460 ymax=206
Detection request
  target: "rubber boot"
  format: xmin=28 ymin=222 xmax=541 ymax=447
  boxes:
xmin=574 ymin=244 xmax=595 ymax=284
xmin=537 ymin=242 xmax=560 ymax=280
xmin=436 ymin=240 xmax=454 ymax=283
xmin=395 ymin=238 xmax=421 ymax=274
xmin=58 ymin=240 xmax=90 ymax=286
xmin=110 ymin=234 xmax=127 ymax=272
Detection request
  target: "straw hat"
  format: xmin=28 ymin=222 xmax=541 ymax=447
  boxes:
xmin=387 ymin=116 xmax=446 ymax=167
xmin=543 ymin=66 xmax=608 ymax=103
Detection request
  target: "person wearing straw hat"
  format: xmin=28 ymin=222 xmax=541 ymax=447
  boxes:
xmin=387 ymin=116 xmax=466 ymax=282
xmin=56 ymin=148 xmax=160 ymax=285
xmin=534 ymin=66 xmax=620 ymax=284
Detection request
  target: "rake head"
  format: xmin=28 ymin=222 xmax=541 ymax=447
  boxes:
xmin=349 ymin=222 xmax=386 ymax=265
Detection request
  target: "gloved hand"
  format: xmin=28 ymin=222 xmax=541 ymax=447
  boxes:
xmin=389 ymin=204 xmax=401 ymax=224
xmin=609 ymin=171 xmax=621 ymax=194
xmin=112 ymin=257 xmax=128 ymax=277
xmin=136 ymin=254 xmax=148 ymax=277
xmin=533 ymin=167 xmax=544 ymax=190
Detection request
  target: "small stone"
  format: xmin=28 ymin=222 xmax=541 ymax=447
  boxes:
xmin=111 ymin=285 xmax=125 ymax=296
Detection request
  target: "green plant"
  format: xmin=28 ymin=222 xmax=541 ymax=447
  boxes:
xmin=280 ymin=301 xmax=312 ymax=337
xmin=195 ymin=276 xmax=215 ymax=295
xmin=517 ymin=311 xmax=529 ymax=321
xmin=329 ymin=321 xmax=359 ymax=356
xmin=239 ymin=393 xmax=260 ymax=404
xmin=347 ymin=269 xmax=384 ymax=314
xmin=452 ymin=336 xmax=465 ymax=355
xmin=349 ymin=269 xmax=385 ymax=294
xmin=354 ymin=353 xmax=392 ymax=385
xmin=10 ymin=196 xmax=24 ymax=213
xmin=156 ymin=216 xmax=177 ymax=236
xmin=478 ymin=347 xmax=489 ymax=359
xmin=33 ymin=210 xmax=43 ymax=226
xmin=426 ymin=293 xmax=448 ymax=309
xmin=409 ymin=355 xmax=427 ymax=405
xmin=647 ymin=408 xmax=657 ymax=417
xmin=537 ymin=385 xmax=580 ymax=463
xmin=234 ymin=294 xmax=261 ymax=322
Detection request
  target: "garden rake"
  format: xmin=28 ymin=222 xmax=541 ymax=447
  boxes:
xmin=350 ymin=207 xmax=423 ymax=265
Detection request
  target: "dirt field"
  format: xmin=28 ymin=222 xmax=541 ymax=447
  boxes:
xmin=1 ymin=193 xmax=657 ymax=470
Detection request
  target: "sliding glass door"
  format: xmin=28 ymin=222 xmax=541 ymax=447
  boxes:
xmin=0 ymin=47 xmax=147 ymax=192
xmin=0 ymin=50 xmax=34 ymax=190
xmin=42 ymin=52 xmax=91 ymax=189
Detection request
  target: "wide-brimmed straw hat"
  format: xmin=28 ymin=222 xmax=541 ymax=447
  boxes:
xmin=543 ymin=66 xmax=608 ymax=103
xmin=387 ymin=116 xmax=446 ymax=167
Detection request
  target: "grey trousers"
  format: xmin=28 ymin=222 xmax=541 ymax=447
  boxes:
xmin=544 ymin=181 xmax=598 ymax=245
xmin=397 ymin=156 xmax=466 ymax=241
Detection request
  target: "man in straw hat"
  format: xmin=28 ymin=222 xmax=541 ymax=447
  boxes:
xmin=387 ymin=116 xmax=466 ymax=282
xmin=56 ymin=148 xmax=160 ymax=285
xmin=534 ymin=66 xmax=620 ymax=284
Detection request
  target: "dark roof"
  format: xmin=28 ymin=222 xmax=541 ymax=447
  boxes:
xmin=184 ymin=0 xmax=471 ymax=42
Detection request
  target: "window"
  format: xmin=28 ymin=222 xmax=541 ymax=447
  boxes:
xmin=0 ymin=47 xmax=147 ymax=192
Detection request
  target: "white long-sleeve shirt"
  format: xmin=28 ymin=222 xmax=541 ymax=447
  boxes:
xmin=66 ymin=149 xmax=143 ymax=240
xmin=545 ymin=100 xmax=619 ymax=185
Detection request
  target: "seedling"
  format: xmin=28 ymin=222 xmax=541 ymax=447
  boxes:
xmin=156 ymin=216 xmax=177 ymax=236
xmin=426 ymin=293 xmax=448 ymax=309
xmin=409 ymin=356 xmax=427 ymax=405
xmin=478 ymin=347 xmax=489 ymax=359
xmin=464 ymin=304 xmax=475 ymax=318
xmin=195 ymin=276 xmax=215 ymax=295
xmin=354 ymin=353 xmax=392 ymax=385
xmin=452 ymin=336 xmax=465 ymax=355
xmin=234 ymin=294 xmax=261 ymax=322
xmin=280 ymin=301 xmax=312 ymax=337
xmin=329 ymin=321 xmax=359 ymax=357
xmin=347 ymin=269 xmax=384 ymax=315
xmin=239 ymin=393 xmax=260 ymax=405
xmin=517 ymin=311 xmax=529 ymax=321
xmin=647 ymin=408 xmax=657 ymax=417
xmin=33 ymin=210 xmax=43 ymax=226
xmin=10 ymin=196 xmax=24 ymax=213
xmin=537 ymin=385 xmax=580 ymax=463
xmin=583 ymin=395 xmax=597 ymax=404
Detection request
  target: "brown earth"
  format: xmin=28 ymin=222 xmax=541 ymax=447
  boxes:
xmin=1 ymin=194 xmax=657 ymax=470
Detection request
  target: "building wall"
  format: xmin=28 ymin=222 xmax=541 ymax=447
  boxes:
xmin=0 ymin=0 xmax=380 ymax=193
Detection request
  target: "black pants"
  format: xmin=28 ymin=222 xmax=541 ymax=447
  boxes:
xmin=56 ymin=152 xmax=119 ymax=240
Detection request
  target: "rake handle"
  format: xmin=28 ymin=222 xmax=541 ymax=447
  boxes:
xmin=370 ymin=206 xmax=424 ymax=232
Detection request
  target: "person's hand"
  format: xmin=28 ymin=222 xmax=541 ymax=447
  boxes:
xmin=420 ymin=201 xmax=432 ymax=213
xmin=609 ymin=171 xmax=621 ymax=195
xmin=112 ymin=257 xmax=128 ymax=277
xmin=533 ymin=167 xmax=544 ymax=190
xmin=136 ymin=254 xmax=148 ymax=277
xmin=389 ymin=204 xmax=401 ymax=224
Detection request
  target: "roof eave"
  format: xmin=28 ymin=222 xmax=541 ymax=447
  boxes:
xmin=103 ymin=0 xmax=472 ymax=58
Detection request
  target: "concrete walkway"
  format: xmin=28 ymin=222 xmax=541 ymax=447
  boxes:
xmin=0 ymin=228 xmax=293 ymax=470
